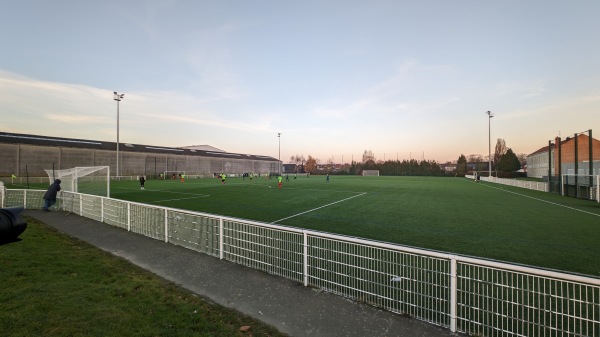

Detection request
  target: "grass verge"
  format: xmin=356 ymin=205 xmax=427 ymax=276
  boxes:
xmin=0 ymin=217 xmax=288 ymax=337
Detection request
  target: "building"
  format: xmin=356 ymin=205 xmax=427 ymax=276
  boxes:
xmin=527 ymin=133 xmax=600 ymax=179
xmin=526 ymin=144 xmax=554 ymax=179
xmin=0 ymin=131 xmax=280 ymax=178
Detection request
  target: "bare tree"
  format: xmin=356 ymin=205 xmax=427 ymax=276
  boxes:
xmin=289 ymin=154 xmax=306 ymax=172
xmin=362 ymin=150 xmax=374 ymax=163
xmin=516 ymin=153 xmax=528 ymax=168
xmin=493 ymin=139 xmax=507 ymax=169
xmin=467 ymin=154 xmax=483 ymax=163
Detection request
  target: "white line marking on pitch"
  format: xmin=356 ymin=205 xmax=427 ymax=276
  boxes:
xmin=152 ymin=195 xmax=210 ymax=203
xmin=479 ymin=182 xmax=600 ymax=218
xmin=114 ymin=187 xmax=208 ymax=197
xmin=271 ymin=192 xmax=367 ymax=224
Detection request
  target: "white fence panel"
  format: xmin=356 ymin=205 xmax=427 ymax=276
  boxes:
xmin=481 ymin=177 xmax=549 ymax=192
xmin=307 ymin=235 xmax=451 ymax=327
xmin=5 ymin=189 xmax=600 ymax=337
xmin=167 ymin=210 xmax=220 ymax=257
xmin=223 ymin=220 xmax=304 ymax=283
xmin=457 ymin=262 xmax=600 ymax=337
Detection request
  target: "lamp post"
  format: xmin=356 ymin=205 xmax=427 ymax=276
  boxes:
xmin=485 ymin=110 xmax=494 ymax=177
xmin=277 ymin=132 xmax=281 ymax=175
xmin=114 ymin=92 xmax=124 ymax=177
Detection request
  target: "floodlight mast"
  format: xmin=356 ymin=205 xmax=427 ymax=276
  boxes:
xmin=485 ymin=111 xmax=494 ymax=177
xmin=278 ymin=132 xmax=282 ymax=175
xmin=114 ymin=92 xmax=125 ymax=177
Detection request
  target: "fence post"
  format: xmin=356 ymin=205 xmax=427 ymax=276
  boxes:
xmin=303 ymin=231 xmax=308 ymax=287
xmin=101 ymin=198 xmax=104 ymax=223
xmin=23 ymin=190 xmax=27 ymax=209
xmin=164 ymin=209 xmax=168 ymax=243
xmin=219 ymin=217 xmax=224 ymax=260
xmin=79 ymin=194 xmax=83 ymax=215
xmin=450 ymin=256 xmax=457 ymax=332
xmin=127 ymin=202 xmax=131 ymax=232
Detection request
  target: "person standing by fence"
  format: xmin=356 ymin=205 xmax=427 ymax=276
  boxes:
xmin=42 ymin=179 xmax=61 ymax=212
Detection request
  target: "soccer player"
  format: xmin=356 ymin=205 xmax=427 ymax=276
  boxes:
xmin=221 ymin=173 xmax=226 ymax=184
xmin=139 ymin=176 xmax=145 ymax=190
xmin=278 ymin=175 xmax=283 ymax=188
xmin=326 ymin=173 xmax=330 ymax=183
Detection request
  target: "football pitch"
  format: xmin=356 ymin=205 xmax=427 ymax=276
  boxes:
xmin=102 ymin=175 xmax=600 ymax=277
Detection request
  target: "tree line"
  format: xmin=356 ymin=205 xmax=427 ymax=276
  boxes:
xmin=289 ymin=154 xmax=446 ymax=176
xmin=289 ymin=138 xmax=524 ymax=177
xmin=455 ymin=138 xmax=523 ymax=176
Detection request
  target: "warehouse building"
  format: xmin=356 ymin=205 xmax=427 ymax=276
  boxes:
xmin=0 ymin=131 xmax=280 ymax=179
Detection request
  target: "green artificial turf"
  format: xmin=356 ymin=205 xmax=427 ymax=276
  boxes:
xmin=8 ymin=175 xmax=600 ymax=276
xmin=101 ymin=176 xmax=600 ymax=277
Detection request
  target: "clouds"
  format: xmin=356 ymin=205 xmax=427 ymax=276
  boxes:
xmin=1 ymin=1 xmax=599 ymax=163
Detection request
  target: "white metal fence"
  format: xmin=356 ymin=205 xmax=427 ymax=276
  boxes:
xmin=479 ymin=176 xmax=549 ymax=192
xmin=2 ymin=187 xmax=599 ymax=337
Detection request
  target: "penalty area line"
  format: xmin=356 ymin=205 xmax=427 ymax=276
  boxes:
xmin=271 ymin=192 xmax=367 ymax=224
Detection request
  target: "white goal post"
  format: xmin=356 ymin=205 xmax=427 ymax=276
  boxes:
xmin=162 ymin=171 xmax=186 ymax=180
xmin=561 ymin=174 xmax=599 ymax=202
xmin=362 ymin=170 xmax=380 ymax=176
xmin=45 ymin=166 xmax=110 ymax=197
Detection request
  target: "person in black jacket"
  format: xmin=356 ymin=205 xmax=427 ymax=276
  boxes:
xmin=42 ymin=179 xmax=61 ymax=212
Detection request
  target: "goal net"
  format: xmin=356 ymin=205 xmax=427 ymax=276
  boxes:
xmin=45 ymin=166 xmax=110 ymax=197
xmin=162 ymin=171 xmax=186 ymax=180
xmin=362 ymin=170 xmax=380 ymax=176
xmin=561 ymin=174 xmax=599 ymax=202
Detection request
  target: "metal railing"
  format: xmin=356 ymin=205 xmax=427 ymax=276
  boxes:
xmin=480 ymin=177 xmax=549 ymax=192
xmin=2 ymin=187 xmax=599 ymax=337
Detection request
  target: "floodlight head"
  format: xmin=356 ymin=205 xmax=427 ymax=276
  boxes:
xmin=113 ymin=92 xmax=125 ymax=101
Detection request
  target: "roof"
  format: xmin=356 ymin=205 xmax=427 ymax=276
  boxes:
xmin=180 ymin=145 xmax=225 ymax=152
xmin=528 ymin=145 xmax=552 ymax=157
xmin=0 ymin=131 xmax=278 ymax=162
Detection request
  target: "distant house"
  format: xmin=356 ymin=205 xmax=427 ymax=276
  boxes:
xmin=282 ymin=163 xmax=300 ymax=173
xmin=527 ymin=144 xmax=554 ymax=179
xmin=440 ymin=162 xmax=456 ymax=172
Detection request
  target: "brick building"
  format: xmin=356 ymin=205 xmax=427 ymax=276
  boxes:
xmin=527 ymin=133 xmax=600 ymax=179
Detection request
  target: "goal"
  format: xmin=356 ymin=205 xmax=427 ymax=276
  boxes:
xmin=362 ymin=170 xmax=380 ymax=176
xmin=45 ymin=166 xmax=110 ymax=197
xmin=162 ymin=171 xmax=186 ymax=180
xmin=561 ymin=174 xmax=599 ymax=202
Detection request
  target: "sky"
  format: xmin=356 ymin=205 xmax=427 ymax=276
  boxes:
xmin=1 ymin=1 xmax=599 ymax=164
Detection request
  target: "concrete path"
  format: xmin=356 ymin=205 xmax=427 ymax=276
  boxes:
xmin=24 ymin=210 xmax=463 ymax=337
